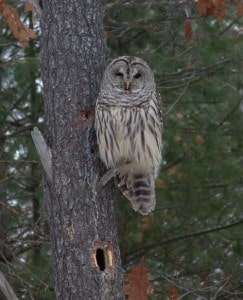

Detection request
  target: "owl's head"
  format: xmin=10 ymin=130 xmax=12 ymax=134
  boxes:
xmin=102 ymin=56 xmax=155 ymax=94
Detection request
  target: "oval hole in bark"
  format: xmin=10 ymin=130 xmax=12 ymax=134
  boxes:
xmin=96 ymin=248 xmax=106 ymax=271
xmin=90 ymin=144 xmax=98 ymax=154
xmin=80 ymin=109 xmax=94 ymax=121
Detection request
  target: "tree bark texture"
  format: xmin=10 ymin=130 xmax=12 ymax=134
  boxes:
xmin=40 ymin=1 xmax=124 ymax=299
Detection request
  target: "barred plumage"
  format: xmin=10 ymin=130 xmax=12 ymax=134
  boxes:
xmin=95 ymin=56 xmax=162 ymax=215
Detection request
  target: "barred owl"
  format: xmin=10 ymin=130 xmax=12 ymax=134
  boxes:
xmin=95 ymin=56 xmax=162 ymax=215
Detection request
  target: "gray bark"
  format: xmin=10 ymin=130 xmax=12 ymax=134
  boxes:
xmin=0 ymin=271 xmax=19 ymax=300
xmin=31 ymin=127 xmax=52 ymax=181
xmin=40 ymin=0 xmax=124 ymax=299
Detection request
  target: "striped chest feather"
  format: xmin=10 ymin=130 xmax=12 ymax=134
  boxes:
xmin=96 ymin=105 xmax=162 ymax=174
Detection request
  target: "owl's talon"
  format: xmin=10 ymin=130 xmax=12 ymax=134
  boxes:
xmin=100 ymin=161 xmax=132 ymax=187
xmin=100 ymin=169 xmax=115 ymax=186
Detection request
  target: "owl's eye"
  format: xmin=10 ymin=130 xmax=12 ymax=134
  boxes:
xmin=115 ymin=72 xmax=124 ymax=77
xmin=133 ymin=73 xmax=141 ymax=79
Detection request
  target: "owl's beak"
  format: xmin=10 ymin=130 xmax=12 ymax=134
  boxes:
xmin=124 ymin=80 xmax=131 ymax=91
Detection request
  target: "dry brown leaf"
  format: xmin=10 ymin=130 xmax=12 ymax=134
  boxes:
xmin=0 ymin=0 xmax=7 ymax=13
xmin=167 ymin=165 xmax=177 ymax=176
xmin=196 ymin=0 xmax=215 ymax=16
xmin=104 ymin=31 xmax=109 ymax=38
xmin=176 ymin=113 xmax=184 ymax=120
xmin=195 ymin=135 xmax=205 ymax=145
xmin=125 ymin=265 xmax=154 ymax=300
xmin=151 ymin=24 xmax=160 ymax=31
xmin=24 ymin=3 xmax=36 ymax=24
xmin=196 ymin=0 xmax=229 ymax=20
xmin=236 ymin=3 xmax=243 ymax=16
xmin=155 ymin=179 xmax=167 ymax=190
xmin=169 ymin=286 xmax=181 ymax=300
xmin=174 ymin=134 xmax=182 ymax=142
xmin=184 ymin=20 xmax=195 ymax=41
xmin=0 ymin=2 xmax=36 ymax=48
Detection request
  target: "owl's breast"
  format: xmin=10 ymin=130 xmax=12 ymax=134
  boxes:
xmin=96 ymin=105 xmax=162 ymax=175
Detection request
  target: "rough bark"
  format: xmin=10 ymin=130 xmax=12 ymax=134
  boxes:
xmin=40 ymin=1 xmax=124 ymax=299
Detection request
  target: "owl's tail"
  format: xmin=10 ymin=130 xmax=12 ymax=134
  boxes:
xmin=116 ymin=173 xmax=156 ymax=215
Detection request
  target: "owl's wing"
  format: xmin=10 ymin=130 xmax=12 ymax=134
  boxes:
xmin=156 ymin=92 xmax=163 ymax=126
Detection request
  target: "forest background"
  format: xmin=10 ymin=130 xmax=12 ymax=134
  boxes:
xmin=0 ymin=0 xmax=243 ymax=299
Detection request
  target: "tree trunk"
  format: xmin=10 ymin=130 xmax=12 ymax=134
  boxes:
xmin=40 ymin=1 xmax=124 ymax=299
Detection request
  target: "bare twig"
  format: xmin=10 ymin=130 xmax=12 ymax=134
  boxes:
xmin=126 ymin=219 xmax=243 ymax=260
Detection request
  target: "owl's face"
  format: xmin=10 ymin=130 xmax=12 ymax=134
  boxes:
xmin=103 ymin=56 xmax=155 ymax=94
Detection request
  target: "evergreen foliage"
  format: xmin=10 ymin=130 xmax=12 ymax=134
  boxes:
xmin=0 ymin=0 xmax=242 ymax=298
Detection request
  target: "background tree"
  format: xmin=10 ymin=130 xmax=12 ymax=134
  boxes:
xmin=0 ymin=0 xmax=243 ymax=299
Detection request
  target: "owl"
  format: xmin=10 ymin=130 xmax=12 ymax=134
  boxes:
xmin=95 ymin=56 xmax=162 ymax=215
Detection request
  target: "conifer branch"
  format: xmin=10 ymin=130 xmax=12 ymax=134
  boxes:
xmin=126 ymin=219 xmax=243 ymax=261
